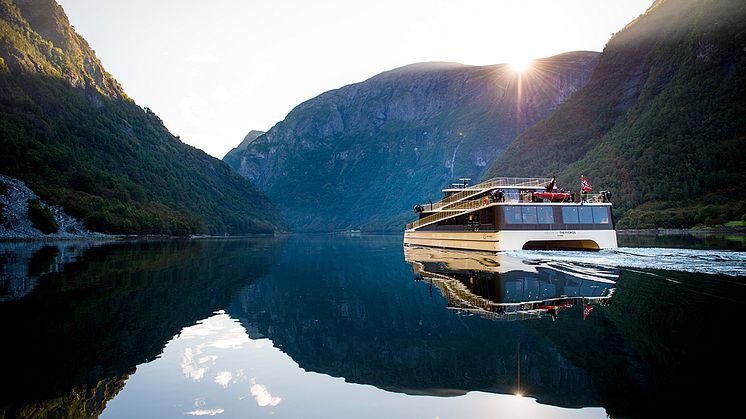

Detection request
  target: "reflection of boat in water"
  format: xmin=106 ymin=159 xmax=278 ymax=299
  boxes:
xmin=404 ymin=246 xmax=616 ymax=321
xmin=404 ymin=177 xmax=617 ymax=251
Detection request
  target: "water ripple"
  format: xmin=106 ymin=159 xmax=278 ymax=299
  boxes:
xmin=506 ymin=247 xmax=746 ymax=277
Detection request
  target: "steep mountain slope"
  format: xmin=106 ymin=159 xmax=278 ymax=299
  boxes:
xmin=229 ymin=53 xmax=598 ymax=231
xmin=484 ymin=0 xmax=746 ymax=228
xmin=0 ymin=0 xmax=284 ymax=235
xmin=223 ymin=129 xmax=265 ymax=171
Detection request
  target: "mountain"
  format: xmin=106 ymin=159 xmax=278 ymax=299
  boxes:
xmin=227 ymin=53 xmax=599 ymax=231
xmin=484 ymin=0 xmax=746 ymax=228
xmin=0 ymin=0 xmax=284 ymax=235
xmin=223 ymin=129 xmax=265 ymax=171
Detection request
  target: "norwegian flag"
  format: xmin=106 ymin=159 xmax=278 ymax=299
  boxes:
xmin=583 ymin=304 xmax=594 ymax=320
xmin=581 ymin=175 xmax=592 ymax=192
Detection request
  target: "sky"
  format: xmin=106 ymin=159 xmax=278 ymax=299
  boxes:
xmin=56 ymin=0 xmax=653 ymax=159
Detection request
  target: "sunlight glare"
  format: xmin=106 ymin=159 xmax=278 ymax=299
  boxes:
xmin=509 ymin=58 xmax=533 ymax=73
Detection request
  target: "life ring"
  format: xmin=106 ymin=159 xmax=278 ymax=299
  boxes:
xmin=482 ymin=197 xmax=489 ymax=205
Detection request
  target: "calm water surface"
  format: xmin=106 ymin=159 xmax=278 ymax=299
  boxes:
xmin=0 ymin=234 xmax=744 ymax=418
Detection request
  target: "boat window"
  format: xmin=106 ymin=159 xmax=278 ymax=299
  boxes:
xmin=504 ymin=206 xmax=523 ymax=224
xmin=593 ymin=206 xmax=610 ymax=224
xmin=522 ymin=206 xmax=538 ymax=224
xmin=537 ymin=206 xmax=554 ymax=224
xmin=579 ymin=207 xmax=594 ymax=224
xmin=562 ymin=207 xmax=579 ymax=224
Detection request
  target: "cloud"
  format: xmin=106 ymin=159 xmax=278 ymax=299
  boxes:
xmin=198 ymin=355 xmax=218 ymax=364
xmin=214 ymin=371 xmax=232 ymax=388
xmin=250 ymin=379 xmax=282 ymax=407
xmin=181 ymin=347 xmax=206 ymax=381
xmin=185 ymin=408 xmax=225 ymax=416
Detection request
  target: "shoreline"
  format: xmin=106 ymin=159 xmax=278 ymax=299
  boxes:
xmin=0 ymin=232 xmax=289 ymax=243
xmin=2 ymin=228 xmax=744 ymax=242
xmin=616 ymin=227 xmax=746 ymax=235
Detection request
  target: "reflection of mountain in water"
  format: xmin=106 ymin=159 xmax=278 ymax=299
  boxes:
xmin=405 ymin=246 xmax=616 ymax=321
xmin=229 ymin=236 xmax=746 ymax=417
xmin=0 ymin=239 xmax=284 ymax=418
xmin=227 ymin=236 xmax=624 ymax=409
xmin=0 ymin=241 xmax=110 ymax=301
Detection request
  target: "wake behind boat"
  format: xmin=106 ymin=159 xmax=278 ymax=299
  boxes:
xmin=404 ymin=176 xmax=618 ymax=251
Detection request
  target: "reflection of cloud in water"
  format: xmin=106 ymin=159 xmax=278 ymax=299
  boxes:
xmin=215 ymin=371 xmax=232 ymax=388
xmin=181 ymin=347 xmax=206 ymax=381
xmin=250 ymin=378 xmax=281 ymax=407
xmin=179 ymin=312 xmax=252 ymax=382
xmin=185 ymin=408 xmax=225 ymax=416
xmin=198 ymin=355 xmax=218 ymax=364
xmin=214 ymin=369 xmax=246 ymax=389
xmin=179 ymin=311 xmax=250 ymax=349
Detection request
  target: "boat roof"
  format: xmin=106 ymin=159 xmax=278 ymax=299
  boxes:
xmin=442 ymin=177 xmax=553 ymax=193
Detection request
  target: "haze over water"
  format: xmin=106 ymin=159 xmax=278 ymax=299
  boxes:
xmin=0 ymin=233 xmax=744 ymax=418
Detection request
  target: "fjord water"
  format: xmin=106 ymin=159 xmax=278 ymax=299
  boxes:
xmin=0 ymin=235 xmax=744 ymax=418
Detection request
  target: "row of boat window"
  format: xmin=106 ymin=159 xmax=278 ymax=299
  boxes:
xmin=503 ymin=206 xmax=610 ymax=225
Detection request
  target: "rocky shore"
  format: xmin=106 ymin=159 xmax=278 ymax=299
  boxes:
xmin=0 ymin=174 xmax=107 ymax=240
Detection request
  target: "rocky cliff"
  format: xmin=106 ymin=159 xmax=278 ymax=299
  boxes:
xmin=223 ymin=129 xmax=266 ymax=171
xmin=483 ymin=0 xmax=746 ymax=228
xmin=227 ymin=53 xmax=599 ymax=231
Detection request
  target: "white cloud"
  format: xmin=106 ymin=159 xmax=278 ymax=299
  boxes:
xmin=181 ymin=347 xmax=206 ymax=381
xmin=198 ymin=355 xmax=218 ymax=364
xmin=214 ymin=371 xmax=232 ymax=388
xmin=250 ymin=379 xmax=282 ymax=407
xmin=178 ymin=314 xmax=251 ymax=383
xmin=185 ymin=408 xmax=225 ymax=416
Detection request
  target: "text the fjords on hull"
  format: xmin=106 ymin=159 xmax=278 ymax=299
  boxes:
xmin=404 ymin=176 xmax=618 ymax=252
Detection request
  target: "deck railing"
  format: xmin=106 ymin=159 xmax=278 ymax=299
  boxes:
xmin=582 ymin=194 xmax=607 ymax=203
xmin=406 ymin=198 xmax=493 ymax=230
xmin=422 ymin=177 xmax=553 ymax=211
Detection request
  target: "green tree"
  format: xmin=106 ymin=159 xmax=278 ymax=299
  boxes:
xmin=27 ymin=198 xmax=59 ymax=234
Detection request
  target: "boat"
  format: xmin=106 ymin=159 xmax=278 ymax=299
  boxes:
xmin=404 ymin=177 xmax=618 ymax=251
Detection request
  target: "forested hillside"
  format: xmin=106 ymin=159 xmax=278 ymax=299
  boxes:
xmin=484 ymin=0 xmax=746 ymax=228
xmin=0 ymin=0 xmax=284 ymax=235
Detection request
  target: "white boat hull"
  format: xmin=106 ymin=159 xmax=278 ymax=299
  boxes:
xmin=403 ymin=229 xmax=618 ymax=251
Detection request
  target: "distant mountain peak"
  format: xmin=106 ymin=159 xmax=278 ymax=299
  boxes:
xmin=225 ymin=52 xmax=600 ymax=231
xmin=222 ymin=130 xmax=266 ymax=170
xmin=383 ymin=61 xmax=470 ymax=74
xmin=237 ymin=130 xmax=266 ymax=151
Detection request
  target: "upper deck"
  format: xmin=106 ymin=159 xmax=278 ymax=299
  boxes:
xmin=408 ymin=177 xmax=611 ymax=231
xmin=423 ymin=177 xmax=553 ymax=212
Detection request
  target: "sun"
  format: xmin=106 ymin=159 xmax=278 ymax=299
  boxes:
xmin=508 ymin=58 xmax=533 ymax=73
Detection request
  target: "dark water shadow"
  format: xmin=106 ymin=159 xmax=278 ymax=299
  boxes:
xmin=0 ymin=238 xmax=285 ymax=418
